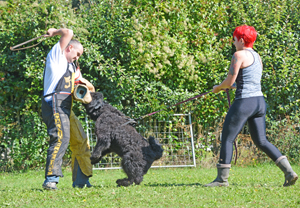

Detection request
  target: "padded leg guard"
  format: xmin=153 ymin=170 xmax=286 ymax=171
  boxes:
xmin=70 ymin=111 xmax=93 ymax=181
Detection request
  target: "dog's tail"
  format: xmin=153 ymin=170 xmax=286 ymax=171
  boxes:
xmin=148 ymin=136 xmax=163 ymax=160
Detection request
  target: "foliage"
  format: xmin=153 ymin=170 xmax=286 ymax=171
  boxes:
xmin=1 ymin=0 xmax=300 ymax=170
xmin=0 ymin=112 xmax=48 ymax=171
xmin=265 ymin=115 xmax=300 ymax=163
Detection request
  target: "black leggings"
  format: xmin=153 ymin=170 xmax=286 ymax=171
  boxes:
xmin=219 ymin=96 xmax=282 ymax=164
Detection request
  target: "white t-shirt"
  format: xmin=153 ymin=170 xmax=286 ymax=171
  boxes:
xmin=43 ymin=42 xmax=82 ymax=101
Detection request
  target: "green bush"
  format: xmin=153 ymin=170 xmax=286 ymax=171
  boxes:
xmin=1 ymin=0 xmax=300 ymax=169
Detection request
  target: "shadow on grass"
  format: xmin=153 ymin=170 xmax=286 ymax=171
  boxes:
xmin=33 ymin=188 xmax=49 ymax=192
xmin=144 ymin=182 xmax=203 ymax=187
xmin=143 ymin=182 xmax=267 ymax=187
xmin=89 ymin=185 xmax=117 ymax=188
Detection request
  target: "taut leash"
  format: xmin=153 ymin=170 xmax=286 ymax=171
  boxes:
xmin=120 ymin=91 xmax=211 ymax=128
xmin=135 ymin=90 xmax=212 ymax=121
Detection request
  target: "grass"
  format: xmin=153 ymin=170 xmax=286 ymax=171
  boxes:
xmin=0 ymin=163 xmax=299 ymax=208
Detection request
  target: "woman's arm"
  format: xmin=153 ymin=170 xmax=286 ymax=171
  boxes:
xmin=212 ymin=52 xmax=243 ymax=93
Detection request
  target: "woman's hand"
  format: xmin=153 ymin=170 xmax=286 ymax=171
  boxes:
xmin=212 ymin=85 xmax=222 ymax=93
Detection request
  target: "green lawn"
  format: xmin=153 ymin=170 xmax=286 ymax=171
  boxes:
xmin=0 ymin=163 xmax=299 ymax=207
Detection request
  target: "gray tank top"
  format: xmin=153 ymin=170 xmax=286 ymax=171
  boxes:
xmin=235 ymin=49 xmax=263 ymax=99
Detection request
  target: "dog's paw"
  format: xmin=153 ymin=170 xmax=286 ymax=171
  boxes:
xmin=116 ymin=179 xmax=132 ymax=187
xmin=90 ymin=156 xmax=102 ymax=165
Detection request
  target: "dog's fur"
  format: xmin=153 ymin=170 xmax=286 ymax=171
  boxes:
xmin=83 ymin=92 xmax=163 ymax=186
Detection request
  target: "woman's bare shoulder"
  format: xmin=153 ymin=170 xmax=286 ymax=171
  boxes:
xmin=233 ymin=50 xmax=252 ymax=61
xmin=234 ymin=50 xmax=247 ymax=57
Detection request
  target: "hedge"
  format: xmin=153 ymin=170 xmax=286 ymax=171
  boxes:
xmin=0 ymin=0 xmax=299 ymax=170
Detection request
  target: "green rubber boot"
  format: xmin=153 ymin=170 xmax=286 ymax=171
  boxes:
xmin=276 ymin=156 xmax=298 ymax=187
xmin=204 ymin=164 xmax=231 ymax=187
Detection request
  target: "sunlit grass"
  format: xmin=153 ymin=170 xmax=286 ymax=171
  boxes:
xmin=0 ymin=163 xmax=299 ymax=207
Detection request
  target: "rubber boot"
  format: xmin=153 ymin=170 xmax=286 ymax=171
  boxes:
xmin=204 ymin=164 xmax=231 ymax=187
xmin=275 ymin=156 xmax=298 ymax=187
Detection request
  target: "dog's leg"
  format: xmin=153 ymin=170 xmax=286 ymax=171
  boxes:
xmin=90 ymin=136 xmax=111 ymax=165
xmin=90 ymin=149 xmax=112 ymax=165
xmin=116 ymin=152 xmax=144 ymax=186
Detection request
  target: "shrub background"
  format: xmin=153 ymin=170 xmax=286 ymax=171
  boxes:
xmin=0 ymin=0 xmax=299 ymax=170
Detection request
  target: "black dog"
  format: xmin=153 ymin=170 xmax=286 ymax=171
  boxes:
xmin=83 ymin=92 xmax=163 ymax=186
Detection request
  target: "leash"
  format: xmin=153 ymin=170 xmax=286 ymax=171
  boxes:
xmin=119 ymin=91 xmax=211 ymax=128
xmin=120 ymin=118 xmax=137 ymax=127
xmin=10 ymin=34 xmax=47 ymax=51
xmin=225 ymin=89 xmax=238 ymax=165
xmin=135 ymin=90 xmax=212 ymax=121
xmin=124 ymin=88 xmax=238 ymax=164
